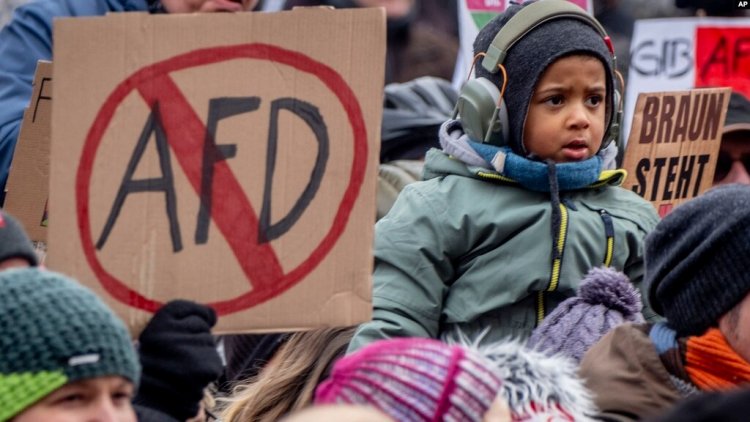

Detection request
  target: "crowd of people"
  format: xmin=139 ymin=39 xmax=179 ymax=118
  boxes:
xmin=1 ymin=0 xmax=750 ymax=421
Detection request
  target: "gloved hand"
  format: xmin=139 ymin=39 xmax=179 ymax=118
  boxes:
xmin=133 ymin=300 xmax=223 ymax=421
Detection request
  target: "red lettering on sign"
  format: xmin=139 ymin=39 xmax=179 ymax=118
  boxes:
xmin=696 ymin=27 xmax=750 ymax=99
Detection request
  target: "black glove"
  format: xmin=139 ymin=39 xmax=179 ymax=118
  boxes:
xmin=133 ymin=300 xmax=222 ymax=421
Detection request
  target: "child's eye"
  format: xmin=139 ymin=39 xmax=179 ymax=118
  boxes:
xmin=544 ymin=95 xmax=564 ymax=106
xmin=586 ymin=95 xmax=603 ymax=107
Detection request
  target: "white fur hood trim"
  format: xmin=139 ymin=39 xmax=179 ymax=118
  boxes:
xmin=446 ymin=333 xmax=598 ymax=421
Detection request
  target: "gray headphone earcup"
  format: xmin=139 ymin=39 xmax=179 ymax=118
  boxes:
xmin=456 ymin=77 xmax=508 ymax=146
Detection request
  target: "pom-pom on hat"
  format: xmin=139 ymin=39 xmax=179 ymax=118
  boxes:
xmin=315 ymin=337 xmax=503 ymax=422
xmin=527 ymin=266 xmax=644 ymax=362
xmin=645 ymin=184 xmax=750 ymax=337
xmin=0 ymin=268 xmax=140 ymax=420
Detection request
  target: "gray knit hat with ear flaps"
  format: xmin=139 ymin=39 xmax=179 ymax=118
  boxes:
xmin=473 ymin=1 xmax=615 ymax=156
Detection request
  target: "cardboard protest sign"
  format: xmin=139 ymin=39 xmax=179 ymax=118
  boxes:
xmin=4 ymin=60 xmax=52 ymax=245
xmin=621 ymin=88 xmax=730 ymax=217
xmin=453 ymin=0 xmax=593 ymax=88
xmin=48 ymin=8 xmax=386 ymax=334
xmin=623 ymin=17 xmax=750 ymax=144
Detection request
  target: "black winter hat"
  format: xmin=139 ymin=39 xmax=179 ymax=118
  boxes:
xmin=645 ymin=184 xmax=750 ymax=337
xmin=473 ymin=1 xmax=615 ymax=155
xmin=0 ymin=211 xmax=38 ymax=266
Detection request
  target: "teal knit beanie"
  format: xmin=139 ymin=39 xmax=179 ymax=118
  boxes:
xmin=0 ymin=268 xmax=140 ymax=420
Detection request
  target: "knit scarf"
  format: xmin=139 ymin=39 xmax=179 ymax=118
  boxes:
xmin=685 ymin=328 xmax=750 ymax=390
xmin=437 ymin=120 xmax=605 ymax=192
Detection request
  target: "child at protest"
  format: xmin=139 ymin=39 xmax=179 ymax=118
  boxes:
xmin=348 ymin=0 xmax=660 ymax=351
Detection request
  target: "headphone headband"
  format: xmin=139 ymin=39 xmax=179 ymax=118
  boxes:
xmin=482 ymin=0 xmax=610 ymax=73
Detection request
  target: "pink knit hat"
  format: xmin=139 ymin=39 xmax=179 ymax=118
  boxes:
xmin=314 ymin=338 xmax=503 ymax=421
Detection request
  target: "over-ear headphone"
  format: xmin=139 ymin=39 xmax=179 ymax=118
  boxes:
xmin=454 ymin=0 xmax=624 ymax=149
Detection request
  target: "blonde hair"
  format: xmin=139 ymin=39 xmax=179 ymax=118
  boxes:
xmin=219 ymin=326 xmax=355 ymax=422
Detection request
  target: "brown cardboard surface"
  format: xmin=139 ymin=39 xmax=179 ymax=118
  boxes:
xmin=621 ymin=87 xmax=731 ymax=217
xmin=4 ymin=61 xmax=52 ymax=244
xmin=49 ymin=8 xmax=385 ymax=334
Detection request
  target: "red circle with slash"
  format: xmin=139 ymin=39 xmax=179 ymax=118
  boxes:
xmin=77 ymin=44 xmax=368 ymax=315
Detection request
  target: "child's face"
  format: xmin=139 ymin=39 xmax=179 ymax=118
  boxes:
xmin=523 ymin=55 xmax=606 ymax=163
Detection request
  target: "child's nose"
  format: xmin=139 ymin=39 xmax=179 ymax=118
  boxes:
xmin=567 ymin=103 xmax=590 ymax=129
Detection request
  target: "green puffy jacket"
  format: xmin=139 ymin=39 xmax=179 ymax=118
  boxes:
xmin=349 ymin=148 xmax=660 ymax=352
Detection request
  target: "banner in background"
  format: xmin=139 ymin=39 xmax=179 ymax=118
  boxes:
xmin=623 ymin=17 xmax=750 ymax=145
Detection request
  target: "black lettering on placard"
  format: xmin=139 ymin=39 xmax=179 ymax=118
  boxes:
xmin=692 ymin=154 xmax=711 ymax=197
xmin=633 ymin=158 xmax=650 ymax=196
xmin=97 ymin=102 xmax=183 ymax=252
xmin=702 ymin=92 xmax=726 ymax=141
xmin=673 ymin=95 xmax=690 ymax=143
xmin=657 ymin=96 xmax=675 ymax=143
xmin=650 ymin=158 xmax=667 ymax=201
xmin=631 ymin=38 xmax=692 ymax=78
xmin=639 ymin=96 xmax=659 ymax=144
xmin=638 ymin=92 xmax=727 ymax=143
xmin=32 ymin=77 xmax=52 ymax=123
xmin=258 ymin=98 xmax=329 ymax=244
xmin=663 ymin=156 xmax=680 ymax=200
xmin=98 ymin=96 xmax=333 ymax=251
xmin=631 ymin=154 xmax=711 ymax=202
xmin=675 ymin=155 xmax=696 ymax=199
xmin=195 ymin=97 xmax=260 ymax=244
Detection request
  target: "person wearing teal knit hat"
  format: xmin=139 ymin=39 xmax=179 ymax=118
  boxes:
xmin=0 ymin=267 xmax=140 ymax=422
